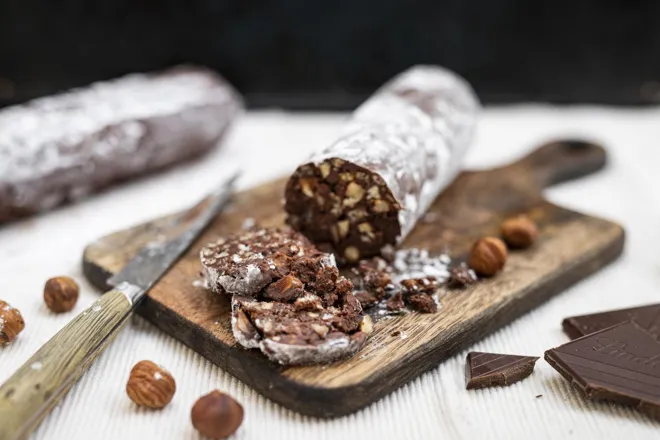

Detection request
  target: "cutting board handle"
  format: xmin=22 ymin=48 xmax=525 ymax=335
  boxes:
xmin=514 ymin=140 xmax=607 ymax=188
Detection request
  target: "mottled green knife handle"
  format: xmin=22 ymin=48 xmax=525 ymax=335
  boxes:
xmin=0 ymin=283 xmax=140 ymax=440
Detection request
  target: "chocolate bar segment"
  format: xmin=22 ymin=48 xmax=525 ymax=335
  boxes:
xmin=285 ymin=66 xmax=479 ymax=263
xmin=0 ymin=66 xmax=242 ymax=223
xmin=465 ymin=352 xmax=539 ymax=390
xmin=545 ymin=321 xmax=660 ymax=420
xmin=562 ymin=303 xmax=660 ymax=340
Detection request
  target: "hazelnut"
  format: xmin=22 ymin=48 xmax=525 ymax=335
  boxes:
xmin=343 ymin=182 xmax=365 ymax=207
xmin=263 ymin=275 xmax=303 ymax=301
xmin=318 ymin=162 xmax=332 ymax=179
xmin=359 ymin=315 xmax=374 ymax=334
xmin=468 ymin=237 xmax=508 ymax=276
xmin=43 ymin=276 xmax=79 ymax=313
xmin=344 ymin=246 xmax=360 ymax=263
xmin=126 ymin=360 xmax=176 ymax=409
xmin=191 ymin=390 xmax=244 ymax=439
xmin=299 ymin=178 xmax=315 ymax=198
xmin=501 ymin=215 xmax=539 ymax=248
xmin=371 ymin=199 xmax=390 ymax=213
xmin=0 ymin=300 xmax=25 ymax=345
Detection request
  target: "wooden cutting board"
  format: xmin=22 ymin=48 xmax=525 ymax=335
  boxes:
xmin=82 ymin=141 xmax=624 ymax=418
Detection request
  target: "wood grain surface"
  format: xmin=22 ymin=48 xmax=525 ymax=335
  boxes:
xmin=82 ymin=141 xmax=624 ymax=418
xmin=0 ymin=288 xmax=134 ymax=440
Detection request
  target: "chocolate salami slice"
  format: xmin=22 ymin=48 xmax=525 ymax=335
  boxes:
xmin=285 ymin=65 xmax=479 ymax=263
xmin=231 ymin=290 xmax=370 ymax=365
xmin=0 ymin=66 xmax=242 ymax=223
xmin=200 ymin=228 xmax=336 ymax=296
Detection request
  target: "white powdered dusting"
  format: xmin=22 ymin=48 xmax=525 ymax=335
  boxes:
xmin=241 ymin=217 xmax=256 ymax=230
xmin=391 ymin=248 xmax=451 ymax=282
xmin=30 ymin=362 xmax=43 ymax=370
xmin=192 ymin=279 xmax=209 ymax=289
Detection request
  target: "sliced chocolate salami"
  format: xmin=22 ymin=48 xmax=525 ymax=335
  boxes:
xmin=285 ymin=65 xmax=479 ymax=263
xmin=0 ymin=66 xmax=242 ymax=223
xmin=200 ymin=227 xmax=336 ymax=296
xmin=231 ymin=289 xmax=371 ymax=365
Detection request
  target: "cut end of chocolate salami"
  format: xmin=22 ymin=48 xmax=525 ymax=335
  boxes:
xmin=284 ymin=66 xmax=480 ymax=263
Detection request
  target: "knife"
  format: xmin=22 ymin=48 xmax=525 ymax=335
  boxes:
xmin=0 ymin=172 xmax=239 ymax=440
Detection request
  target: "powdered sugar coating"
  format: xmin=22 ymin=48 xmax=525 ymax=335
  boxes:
xmin=200 ymin=228 xmax=315 ymax=296
xmin=306 ymin=65 xmax=479 ymax=243
xmin=0 ymin=66 xmax=242 ymax=221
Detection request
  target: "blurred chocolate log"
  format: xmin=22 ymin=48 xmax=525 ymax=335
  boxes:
xmin=0 ymin=66 xmax=242 ymax=223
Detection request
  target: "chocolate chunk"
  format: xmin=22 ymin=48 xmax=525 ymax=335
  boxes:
xmin=400 ymin=277 xmax=439 ymax=295
xmin=545 ymin=321 xmax=660 ymax=419
xmin=353 ymin=290 xmax=379 ymax=308
xmin=405 ymin=293 xmax=437 ymax=313
xmin=200 ymin=227 xmax=326 ymax=296
xmin=385 ymin=291 xmax=405 ymax=312
xmin=284 ymin=66 xmax=479 ymax=262
xmin=446 ymin=265 xmax=478 ymax=288
xmin=0 ymin=66 xmax=242 ymax=223
xmin=465 ymin=352 xmax=539 ymax=390
xmin=562 ymin=303 xmax=660 ymax=340
xmin=262 ymin=275 xmax=304 ymax=302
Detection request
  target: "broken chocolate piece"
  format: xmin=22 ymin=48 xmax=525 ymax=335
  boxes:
xmin=200 ymin=227 xmax=331 ymax=296
xmin=385 ymin=291 xmax=405 ymax=312
xmin=562 ymin=303 xmax=660 ymax=340
xmin=446 ymin=265 xmax=478 ymax=288
xmin=353 ymin=290 xmax=379 ymax=308
xmin=405 ymin=293 xmax=437 ymax=313
xmin=545 ymin=321 xmax=660 ymax=420
xmin=465 ymin=352 xmax=539 ymax=390
xmin=284 ymin=66 xmax=479 ymax=262
xmin=0 ymin=66 xmax=242 ymax=223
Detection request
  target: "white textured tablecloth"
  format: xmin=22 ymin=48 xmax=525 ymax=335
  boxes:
xmin=1 ymin=106 xmax=659 ymax=439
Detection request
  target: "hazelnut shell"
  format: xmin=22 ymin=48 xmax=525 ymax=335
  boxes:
xmin=44 ymin=276 xmax=79 ymax=313
xmin=191 ymin=390 xmax=244 ymax=439
xmin=468 ymin=237 xmax=508 ymax=276
xmin=126 ymin=360 xmax=176 ymax=409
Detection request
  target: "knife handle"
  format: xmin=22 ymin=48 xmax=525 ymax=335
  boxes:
xmin=0 ymin=285 xmax=139 ymax=440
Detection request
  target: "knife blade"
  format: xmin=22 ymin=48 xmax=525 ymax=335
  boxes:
xmin=0 ymin=172 xmax=239 ymax=440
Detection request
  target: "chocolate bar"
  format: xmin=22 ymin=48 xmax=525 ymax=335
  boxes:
xmin=562 ymin=303 xmax=660 ymax=340
xmin=0 ymin=66 xmax=242 ymax=223
xmin=465 ymin=352 xmax=539 ymax=390
xmin=284 ymin=66 xmax=479 ymax=263
xmin=545 ymin=321 xmax=660 ymax=420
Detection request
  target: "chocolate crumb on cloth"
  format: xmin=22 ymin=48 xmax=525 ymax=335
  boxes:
xmin=545 ymin=321 xmax=660 ymax=420
xmin=562 ymin=303 xmax=660 ymax=340
xmin=284 ymin=65 xmax=479 ymax=263
xmin=0 ymin=66 xmax=242 ymax=223
xmin=465 ymin=352 xmax=539 ymax=390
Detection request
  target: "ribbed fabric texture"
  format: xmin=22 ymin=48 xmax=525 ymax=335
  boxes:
xmin=1 ymin=108 xmax=658 ymax=439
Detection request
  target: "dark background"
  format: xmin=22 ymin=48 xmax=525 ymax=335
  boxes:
xmin=0 ymin=0 xmax=657 ymax=109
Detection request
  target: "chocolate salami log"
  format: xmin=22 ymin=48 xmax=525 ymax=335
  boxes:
xmin=284 ymin=66 xmax=479 ymax=263
xmin=0 ymin=66 xmax=242 ymax=223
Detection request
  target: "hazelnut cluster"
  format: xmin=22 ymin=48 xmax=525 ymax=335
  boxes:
xmin=466 ymin=214 xmax=538 ymax=277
